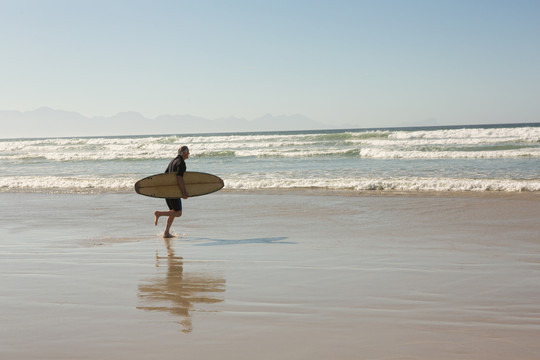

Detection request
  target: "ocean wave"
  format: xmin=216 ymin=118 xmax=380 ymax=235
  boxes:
xmin=304 ymin=131 xmax=390 ymax=141
xmin=2 ymin=175 xmax=538 ymax=194
xmin=2 ymin=126 xmax=539 ymax=161
xmin=0 ymin=176 xmax=138 ymax=193
xmin=389 ymin=126 xmax=540 ymax=142
xmin=224 ymin=176 xmax=540 ymax=192
xmin=221 ymin=147 xmax=540 ymax=159
xmin=196 ymin=150 xmax=236 ymax=158
xmin=1 ymin=146 xmax=538 ymax=161
xmin=358 ymin=147 xmax=539 ymax=159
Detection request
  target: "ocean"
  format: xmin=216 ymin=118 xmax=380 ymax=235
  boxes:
xmin=1 ymin=123 xmax=539 ymax=194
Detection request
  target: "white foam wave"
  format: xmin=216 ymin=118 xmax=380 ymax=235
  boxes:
xmin=389 ymin=126 xmax=540 ymax=142
xmin=1 ymin=126 xmax=539 ymax=161
xmin=0 ymin=176 xmax=138 ymax=193
xmin=358 ymin=148 xmax=539 ymax=159
xmin=224 ymin=176 xmax=540 ymax=192
xmin=2 ymin=175 xmax=538 ymax=194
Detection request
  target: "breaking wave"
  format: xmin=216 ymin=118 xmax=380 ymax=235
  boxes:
xmin=1 ymin=175 xmax=538 ymax=194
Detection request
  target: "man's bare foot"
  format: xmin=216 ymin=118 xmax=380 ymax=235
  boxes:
xmin=154 ymin=211 xmax=159 ymax=226
xmin=163 ymin=233 xmax=175 ymax=238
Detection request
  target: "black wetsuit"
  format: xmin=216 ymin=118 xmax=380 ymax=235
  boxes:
xmin=164 ymin=155 xmax=186 ymax=211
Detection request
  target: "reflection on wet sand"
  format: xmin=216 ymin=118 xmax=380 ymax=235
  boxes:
xmin=137 ymin=238 xmax=226 ymax=333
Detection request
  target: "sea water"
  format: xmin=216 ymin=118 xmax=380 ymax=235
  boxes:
xmin=1 ymin=123 xmax=539 ymax=193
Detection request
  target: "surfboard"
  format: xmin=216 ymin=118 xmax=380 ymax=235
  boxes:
xmin=134 ymin=171 xmax=224 ymax=198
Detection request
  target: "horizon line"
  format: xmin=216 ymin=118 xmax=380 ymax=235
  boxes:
xmin=1 ymin=121 xmax=538 ymax=141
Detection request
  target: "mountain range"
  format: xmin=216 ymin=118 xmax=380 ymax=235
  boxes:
xmin=0 ymin=107 xmax=331 ymax=138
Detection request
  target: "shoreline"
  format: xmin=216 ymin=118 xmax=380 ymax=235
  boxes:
xmin=221 ymin=187 xmax=540 ymax=198
xmin=2 ymin=187 xmax=540 ymax=199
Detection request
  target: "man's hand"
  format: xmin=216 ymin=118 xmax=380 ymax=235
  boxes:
xmin=178 ymin=175 xmax=189 ymax=199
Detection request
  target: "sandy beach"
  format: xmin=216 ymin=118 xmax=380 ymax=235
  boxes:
xmin=1 ymin=190 xmax=539 ymax=359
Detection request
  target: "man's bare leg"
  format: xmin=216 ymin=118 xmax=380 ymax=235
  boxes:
xmin=154 ymin=210 xmax=179 ymax=225
xmin=163 ymin=215 xmax=176 ymax=238
xmin=154 ymin=210 xmax=182 ymax=237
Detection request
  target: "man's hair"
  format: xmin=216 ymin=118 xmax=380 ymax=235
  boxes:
xmin=178 ymin=146 xmax=189 ymax=155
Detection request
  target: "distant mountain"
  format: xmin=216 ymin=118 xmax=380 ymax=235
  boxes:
xmin=0 ymin=108 xmax=329 ymax=138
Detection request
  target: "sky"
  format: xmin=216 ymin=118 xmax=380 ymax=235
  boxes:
xmin=1 ymin=0 xmax=539 ymax=135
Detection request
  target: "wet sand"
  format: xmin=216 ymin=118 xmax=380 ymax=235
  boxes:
xmin=1 ymin=191 xmax=539 ymax=359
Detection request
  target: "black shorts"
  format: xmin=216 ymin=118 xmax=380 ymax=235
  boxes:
xmin=165 ymin=198 xmax=182 ymax=212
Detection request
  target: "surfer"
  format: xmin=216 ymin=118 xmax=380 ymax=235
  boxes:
xmin=154 ymin=146 xmax=190 ymax=237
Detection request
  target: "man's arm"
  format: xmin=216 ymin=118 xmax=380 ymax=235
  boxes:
xmin=177 ymin=175 xmax=189 ymax=199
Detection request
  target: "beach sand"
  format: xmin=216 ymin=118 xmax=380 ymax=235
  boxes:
xmin=1 ymin=191 xmax=539 ymax=359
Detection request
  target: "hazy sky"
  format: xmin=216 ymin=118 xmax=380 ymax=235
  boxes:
xmin=1 ymin=0 xmax=539 ymax=131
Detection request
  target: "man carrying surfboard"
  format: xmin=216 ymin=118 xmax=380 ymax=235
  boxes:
xmin=154 ymin=146 xmax=190 ymax=238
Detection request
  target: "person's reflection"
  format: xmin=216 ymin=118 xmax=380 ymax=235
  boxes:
xmin=137 ymin=238 xmax=226 ymax=333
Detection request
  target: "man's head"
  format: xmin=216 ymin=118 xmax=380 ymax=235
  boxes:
xmin=178 ymin=146 xmax=190 ymax=159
